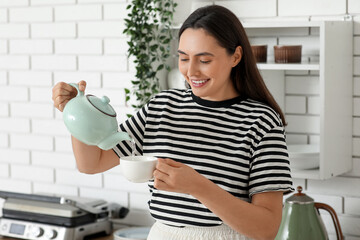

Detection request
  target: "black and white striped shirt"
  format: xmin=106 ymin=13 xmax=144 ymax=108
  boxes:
xmin=113 ymin=89 xmax=293 ymax=227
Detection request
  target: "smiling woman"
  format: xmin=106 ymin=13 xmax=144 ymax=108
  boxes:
xmin=51 ymin=4 xmax=293 ymax=240
xmin=177 ymin=28 xmax=242 ymax=101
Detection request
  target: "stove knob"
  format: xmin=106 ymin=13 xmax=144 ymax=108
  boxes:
xmin=45 ymin=229 xmax=58 ymax=239
xmin=31 ymin=227 xmax=44 ymax=238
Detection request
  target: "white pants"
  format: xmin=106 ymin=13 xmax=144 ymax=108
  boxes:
xmin=147 ymin=221 xmax=251 ymax=240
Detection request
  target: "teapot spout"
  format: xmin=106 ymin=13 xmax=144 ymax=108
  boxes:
xmin=98 ymin=131 xmax=132 ymax=150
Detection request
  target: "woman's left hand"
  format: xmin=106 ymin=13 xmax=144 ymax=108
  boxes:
xmin=153 ymin=158 xmax=204 ymax=194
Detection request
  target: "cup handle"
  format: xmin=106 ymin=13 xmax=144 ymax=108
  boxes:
xmin=69 ymin=83 xmax=84 ymax=97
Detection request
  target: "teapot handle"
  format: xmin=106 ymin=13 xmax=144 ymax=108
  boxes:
xmin=314 ymin=202 xmax=344 ymax=240
xmin=69 ymin=83 xmax=84 ymax=97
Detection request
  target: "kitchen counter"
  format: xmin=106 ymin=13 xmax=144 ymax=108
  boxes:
xmin=0 ymin=234 xmax=114 ymax=240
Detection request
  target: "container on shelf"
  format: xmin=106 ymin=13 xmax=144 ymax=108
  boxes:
xmin=251 ymin=45 xmax=267 ymax=63
xmin=274 ymin=45 xmax=302 ymax=63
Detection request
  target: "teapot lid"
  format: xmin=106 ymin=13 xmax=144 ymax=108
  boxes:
xmin=87 ymin=95 xmax=116 ymax=117
xmin=286 ymin=186 xmax=314 ymax=204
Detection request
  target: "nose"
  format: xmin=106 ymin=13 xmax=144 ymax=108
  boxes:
xmin=187 ymin=60 xmax=200 ymax=77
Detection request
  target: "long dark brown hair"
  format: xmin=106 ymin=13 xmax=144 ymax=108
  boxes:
xmin=179 ymin=5 xmax=286 ymax=125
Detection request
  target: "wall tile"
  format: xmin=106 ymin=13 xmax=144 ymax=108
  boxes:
xmin=308 ymin=96 xmax=320 ymax=115
xmin=0 ymin=118 xmax=30 ymax=133
xmin=306 ymin=192 xmax=343 ymax=213
xmin=104 ymin=3 xmax=128 ymax=20
xmin=0 ymin=149 xmax=30 ymax=164
xmin=32 ymin=55 xmax=76 ymax=70
xmin=11 ymin=102 xmax=53 ymax=118
xmin=30 ymin=87 xmax=53 ymax=103
xmin=10 ymin=39 xmax=52 ymax=54
xmin=9 ymin=71 xmax=52 ymax=86
xmin=129 ymin=192 xmax=151 ymax=210
xmin=0 ymin=24 xmax=29 ymax=38
xmin=0 ymin=71 xmax=6 ymax=85
xmin=286 ymin=76 xmax=320 ymax=95
xmin=78 ymin=56 xmax=127 ymax=71
xmin=285 ymin=96 xmax=306 ymax=114
xmin=354 ymin=57 xmax=360 ymax=76
xmin=9 ymin=7 xmax=52 ymax=23
xmin=102 ymin=72 xmax=134 ymax=89
xmin=0 ymin=133 xmax=8 ymax=147
xmin=355 ymin=77 xmax=360 ymax=96
xmin=285 ymin=115 xmax=320 ymax=134
xmin=0 ymin=179 xmax=31 ymax=193
xmin=354 ymin=16 xmax=360 ymax=35
xmin=78 ymin=21 xmax=126 ymax=37
xmin=0 ymin=0 xmax=29 ymax=7
xmin=33 ymin=182 xmax=78 ymax=196
xmin=53 ymin=71 xmax=101 ymax=88
xmin=0 ymin=56 xmax=29 ymax=70
xmin=354 ymin=98 xmax=360 ymax=117
xmin=354 ymin=139 xmax=360 ymax=157
xmin=31 ymin=0 xmax=76 ymax=5
xmin=80 ymin=187 xmax=128 ymax=207
xmin=56 ymin=169 xmax=102 ymax=187
xmin=55 ymin=5 xmax=102 ymax=21
xmin=104 ymin=39 xmax=128 ymax=55
xmin=54 ymin=136 xmax=72 ymax=152
xmin=308 ymin=177 xmax=360 ymax=197
xmin=0 ymin=163 xmax=9 ymax=177
xmin=11 ymin=164 xmax=54 ymax=182
xmin=354 ymin=118 xmax=360 ymax=136
xmin=0 ymin=40 xmax=7 ymax=53
xmin=215 ymin=0 xmax=277 ymax=18
xmin=32 ymin=119 xmax=68 ymax=135
xmin=31 ymin=22 xmax=76 ymax=38
xmin=278 ymin=0 xmax=346 ymax=16
xmin=103 ymin=173 xmax=148 ymax=193
xmin=32 ymin=150 xmax=76 ymax=169
xmin=55 ymin=39 xmax=102 ymax=54
xmin=11 ymin=134 xmax=53 ymax=151
xmin=0 ymin=9 xmax=7 ymax=22
xmin=349 ymin=0 xmax=360 ymax=14
xmin=0 ymin=103 xmax=9 ymax=117
xmin=345 ymin=196 xmax=360 ymax=215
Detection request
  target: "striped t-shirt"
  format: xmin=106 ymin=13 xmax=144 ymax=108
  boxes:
xmin=113 ymin=89 xmax=293 ymax=227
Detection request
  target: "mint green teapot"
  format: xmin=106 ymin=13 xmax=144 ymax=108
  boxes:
xmin=63 ymin=83 xmax=131 ymax=150
xmin=275 ymin=186 xmax=343 ymax=240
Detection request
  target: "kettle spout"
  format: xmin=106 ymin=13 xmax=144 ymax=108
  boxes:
xmin=98 ymin=131 xmax=132 ymax=150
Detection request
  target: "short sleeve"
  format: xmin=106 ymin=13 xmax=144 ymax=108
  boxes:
xmin=249 ymin=125 xmax=294 ymax=197
xmin=112 ymin=104 xmax=148 ymax=158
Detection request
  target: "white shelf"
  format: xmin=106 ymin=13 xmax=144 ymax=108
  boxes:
xmin=243 ymin=20 xmax=324 ymax=29
xmin=257 ymin=62 xmax=319 ymax=71
xmin=291 ymin=169 xmax=320 ymax=179
xmin=246 ymin=20 xmax=353 ymax=180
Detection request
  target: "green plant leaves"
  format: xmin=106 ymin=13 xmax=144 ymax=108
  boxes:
xmin=124 ymin=0 xmax=176 ymax=114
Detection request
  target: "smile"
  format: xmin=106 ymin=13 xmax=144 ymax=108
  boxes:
xmin=191 ymin=78 xmax=210 ymax=87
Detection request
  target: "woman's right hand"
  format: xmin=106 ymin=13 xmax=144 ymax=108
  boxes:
xmin=52 ymin=80 xmax=87 ymax=112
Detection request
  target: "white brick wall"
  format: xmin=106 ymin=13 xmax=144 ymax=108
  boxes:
xmin=0 ymin=0 xmax=359 ymax=238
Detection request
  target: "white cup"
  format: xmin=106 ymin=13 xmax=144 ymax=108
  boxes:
xmin=120 ymin=156 xmax=158 ymax=183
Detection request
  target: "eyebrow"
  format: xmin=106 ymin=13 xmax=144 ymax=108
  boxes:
xmin=177 ymin=50 xmax=214 ymax=57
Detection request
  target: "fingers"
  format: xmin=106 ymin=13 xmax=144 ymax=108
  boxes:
xmin=52 ymin=81 xmax=87 ymax=112
xmin=78 ymin=80 xmax=87 ymax=92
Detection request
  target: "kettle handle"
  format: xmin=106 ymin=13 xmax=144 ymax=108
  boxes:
xmin=69 ymin=83 xmax=84 ymax=97
xmin=314 ymin=202 xmax=344 ymax=240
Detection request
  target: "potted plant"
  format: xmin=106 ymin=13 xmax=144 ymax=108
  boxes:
xmin=123 ymin=0 xmax=177 ymax=112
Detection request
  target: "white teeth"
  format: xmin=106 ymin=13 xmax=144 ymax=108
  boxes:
xmin=192 ymin=79 xmax=208 ymax=84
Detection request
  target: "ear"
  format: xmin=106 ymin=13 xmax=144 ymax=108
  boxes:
xmin=232 ymin=46 xmax=242 ymax=67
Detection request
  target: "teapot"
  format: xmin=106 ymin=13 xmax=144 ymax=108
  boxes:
xmin=275 ymin=186 xmax=343 ymax=240
xmin=63 ymin=83 xmax=131 ymax=150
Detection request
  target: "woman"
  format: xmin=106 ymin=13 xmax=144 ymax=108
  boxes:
xmin=52 ymin=5 xmax=293 ymax=240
